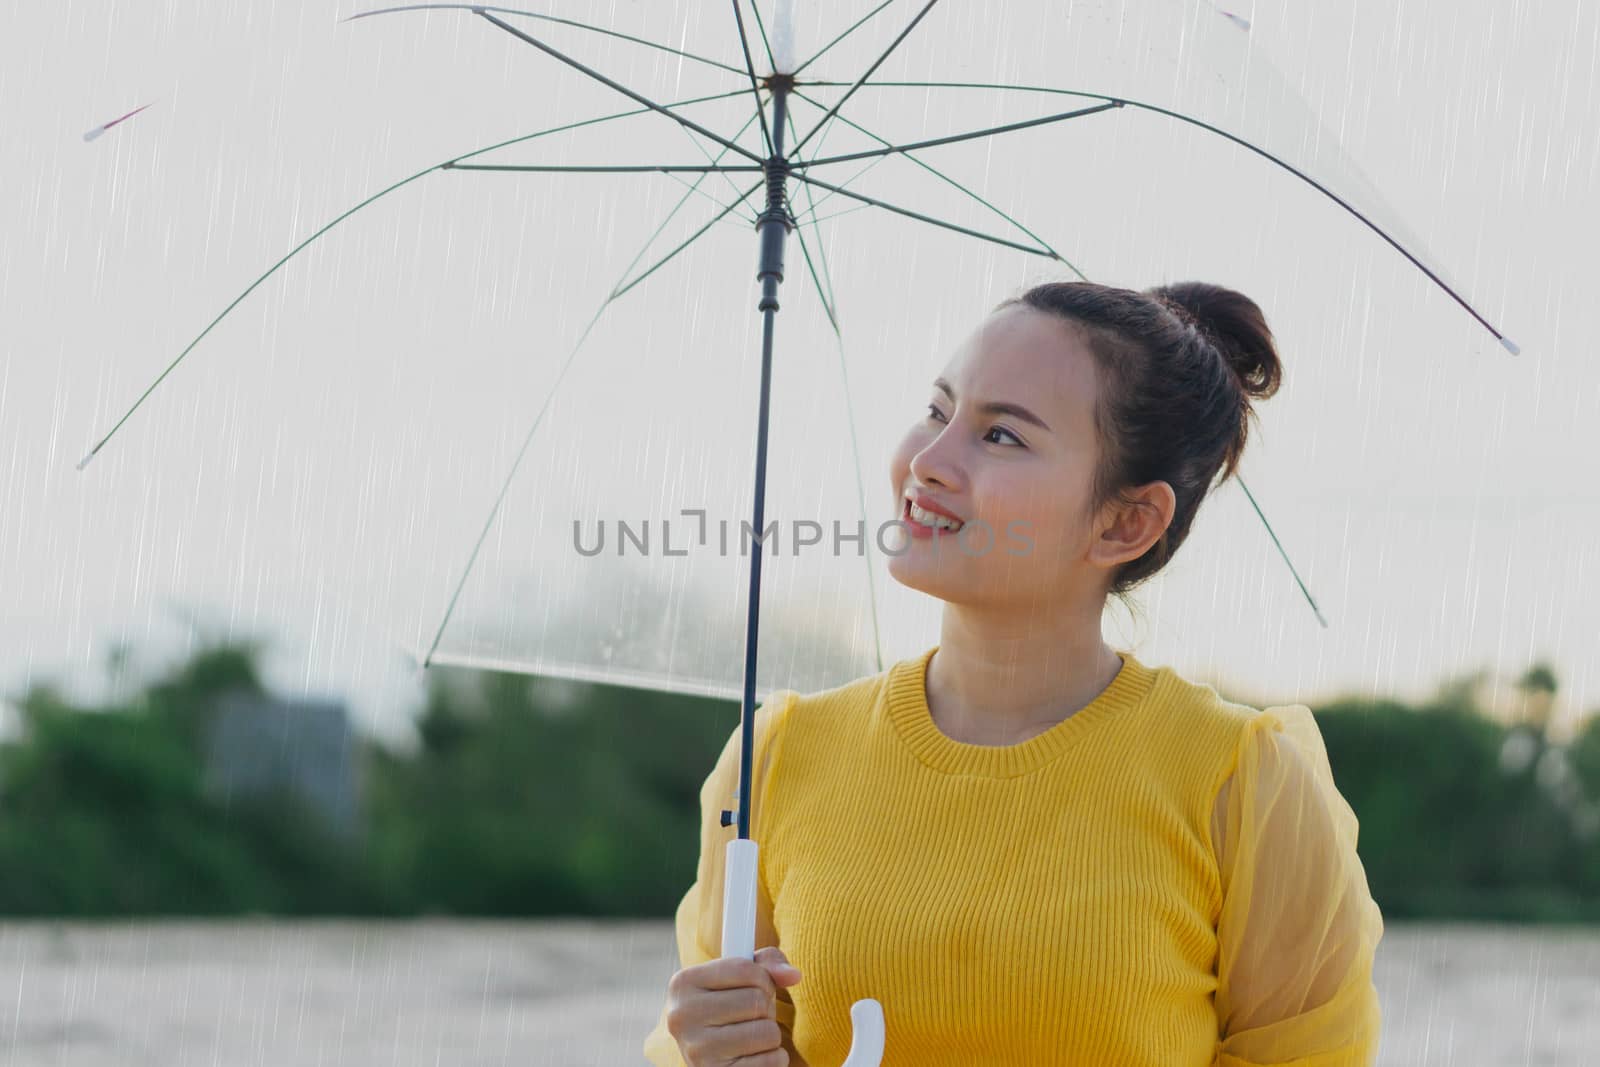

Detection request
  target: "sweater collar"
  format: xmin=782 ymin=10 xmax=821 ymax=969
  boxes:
xmin=884 ymin=644 xmax=1161 ymax=778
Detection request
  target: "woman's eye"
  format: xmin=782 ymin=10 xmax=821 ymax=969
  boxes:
xmin=985 ymin=426 xmax=1023 ymax=447
xmin=925 ymin=405 xmax=1022 ymax=446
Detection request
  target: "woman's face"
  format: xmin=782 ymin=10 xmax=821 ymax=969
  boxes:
xmin=887 ymin=304 xmax=1114 ymax=610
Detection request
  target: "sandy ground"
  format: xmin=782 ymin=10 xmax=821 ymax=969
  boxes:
xmin=0 ymin=919 xmax=1595 ymax=1066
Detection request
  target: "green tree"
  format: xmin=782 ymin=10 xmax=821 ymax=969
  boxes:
xmin=0 ymin=639 xmax=371 ymax=915
xmin=365 ymin=666 xmax=732 ymax=915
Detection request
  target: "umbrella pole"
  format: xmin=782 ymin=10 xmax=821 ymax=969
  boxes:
xmin=726 ymin=74 xmax=796 ymax=847
xmin=716 ymin=35 xmax=886 ymax=1061
xmin=717 ymin=69 xmax=889 ymax=1067
xmin=719 ymin=74 xmax=796 ymax=968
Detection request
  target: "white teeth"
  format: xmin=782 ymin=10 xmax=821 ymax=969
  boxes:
xmin=907 ymin=502 xmax=963 ymax=531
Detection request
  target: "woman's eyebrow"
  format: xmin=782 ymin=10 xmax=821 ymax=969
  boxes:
xmin=933 ymin=377 xmax=1053 ymax=433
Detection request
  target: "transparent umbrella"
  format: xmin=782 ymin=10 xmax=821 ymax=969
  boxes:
xmin=73 ymin=2 xmax=1519 ymax=1061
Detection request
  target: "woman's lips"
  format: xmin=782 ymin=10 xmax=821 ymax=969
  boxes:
xmin=902 ymin=497 xmax=961 ymax=540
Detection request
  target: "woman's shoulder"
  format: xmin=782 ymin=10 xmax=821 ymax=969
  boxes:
xmin=775 ymin=657 xmax=901 ymax=721
xmin=757 ymin=652 xmax=915 ymax=753
xmin=1141 ymin=658 xmax=1267 ymax=733
xmin=1134 ymin=658 xmax=1323 ymax=782
xmin=1142 ymin=660 xmax=1330 ymax=787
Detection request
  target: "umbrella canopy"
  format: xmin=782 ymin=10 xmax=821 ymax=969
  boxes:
xmin=69 ymin=0 xmax=1517 ymax=706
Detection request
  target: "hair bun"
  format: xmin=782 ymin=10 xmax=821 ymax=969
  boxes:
xmin=1152 ymin=282 xmax=1282 ymax=402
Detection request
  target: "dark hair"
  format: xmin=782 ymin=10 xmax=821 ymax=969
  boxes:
xmin=992 ymin=280 xmax=1282 ymax=611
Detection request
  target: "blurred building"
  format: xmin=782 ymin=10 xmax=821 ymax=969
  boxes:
xmin=202 ymin=692 xmax=359 ymax=841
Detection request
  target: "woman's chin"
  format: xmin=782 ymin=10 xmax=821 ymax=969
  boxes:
xmin=887 ymin=553 xmax=966 ymax=600
xmin=889 ymin=550 xmax=1050 ymax=609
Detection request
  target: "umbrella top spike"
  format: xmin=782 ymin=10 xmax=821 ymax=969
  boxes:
xmin=771 ymin=0 xmax=798 ymax=75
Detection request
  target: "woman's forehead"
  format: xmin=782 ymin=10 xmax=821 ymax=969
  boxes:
xmin=943 ymin=307 xmax=1099 ymax=420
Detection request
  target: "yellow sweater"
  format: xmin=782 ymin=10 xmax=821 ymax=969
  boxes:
xmin=644 ymin=646 xmax=1384 ymax=1066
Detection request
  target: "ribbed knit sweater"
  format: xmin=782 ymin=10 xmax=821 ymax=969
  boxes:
xmin=644 ymin=646 xmax=1384 ymax=1066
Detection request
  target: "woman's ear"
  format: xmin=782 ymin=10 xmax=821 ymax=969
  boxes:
xmin=1089 ymin=481 xmax=1175 ymax=569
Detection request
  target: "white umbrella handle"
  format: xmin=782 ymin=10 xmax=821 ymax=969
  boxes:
xmin=722 ymin=839 xmax=885 ymax=1066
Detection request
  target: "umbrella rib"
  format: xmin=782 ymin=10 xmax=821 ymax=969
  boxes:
xmin=786 ymin=170 xmax=1057 ymax=259
xmin=789 ymin=101 xmax=1123 ymax=169
xmin=785 ymin=114 xmax=886 ymax=676
xmin=447 ymin=160 xmax=760 ymax=228
xmin=789 ymin=220 xmax=838 ymax=333
xmin=789 ymin=201 xmax=875 ymax=229
xmin=788 ymin=157 xmax=893 ymax=220
xmin=790 ymin=0 xmax=898 ymax=78
xmin=656 ymin=171 xmax=768 ymax=230
xmin=610 ymin=181 xmax=764 ymax=301
xmin=669 ymin=90 xmax=771 ymax=221
xmin=475 ymin=10 xmax=766 ymax=167
xmin=728 ymin=0 xmax=775 ymax=157
xmin=655 ymin=169 xmax=763 ymax=228
xmin=1236 ymin=476 xmax=1330 ymax=629
xmin=776 ymin=69 xmax=885 ymax=214
xmin=803 ymin=80 xmax=1518 ymax=353
xmin=788 ymin=0 xmax=942 ymax=158
xmin=786 ymin=87 xmax=1090 ymax=281
xmin=75 ymin=87 xmax=754 ymax=471
xmin=340 ymin=3 xmax=750 ymax=77
xmin=443 ymin=115 xmax=768 ymax=225
xmin=613 ymin=103 xmax=773 ymax=290
xmin=440 ymin=162 xmax=764 ymax=173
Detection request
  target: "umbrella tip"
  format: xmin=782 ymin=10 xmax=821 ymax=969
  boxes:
xmin=771 ymin=0 xmax=798 ymax=74
xmin=1499 ymin=335 xmax=1521 ymax=356
xmin=389 ymin=636 xmax=430 ymax=678
xmin=407 ymin=649 xmax=432 ymax=686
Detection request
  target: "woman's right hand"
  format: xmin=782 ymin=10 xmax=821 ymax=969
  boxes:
xmin=665 ymin=945 xmax=803 ymax=1066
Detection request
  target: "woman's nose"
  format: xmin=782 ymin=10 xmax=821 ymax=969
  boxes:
xmin=910 ymin=431 xmax=964 ymax=492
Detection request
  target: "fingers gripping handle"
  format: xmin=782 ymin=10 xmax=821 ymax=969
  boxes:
xmin=720 ymin=839 xmax=885 ymax=1065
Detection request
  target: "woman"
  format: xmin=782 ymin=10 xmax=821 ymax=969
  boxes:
xmin=644 ymin=280 xmax=1385 ymax=1067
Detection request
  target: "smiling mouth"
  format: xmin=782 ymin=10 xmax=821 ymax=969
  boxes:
xmin=902 ymin=497 xmax=965 ymax=532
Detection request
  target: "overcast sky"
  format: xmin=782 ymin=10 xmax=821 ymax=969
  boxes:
xmin=3 ymin=0 xmax=1597 ymax=745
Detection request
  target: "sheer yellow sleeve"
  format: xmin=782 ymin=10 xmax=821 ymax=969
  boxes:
xmin=642 ymin=691 xmax=801 ymax=1067
xmin=1210 ymin=704 xmax=1385 ymax=1067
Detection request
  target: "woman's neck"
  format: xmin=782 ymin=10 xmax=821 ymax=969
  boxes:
xmin=927 ymin=604 xmax=1123 ymax=747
